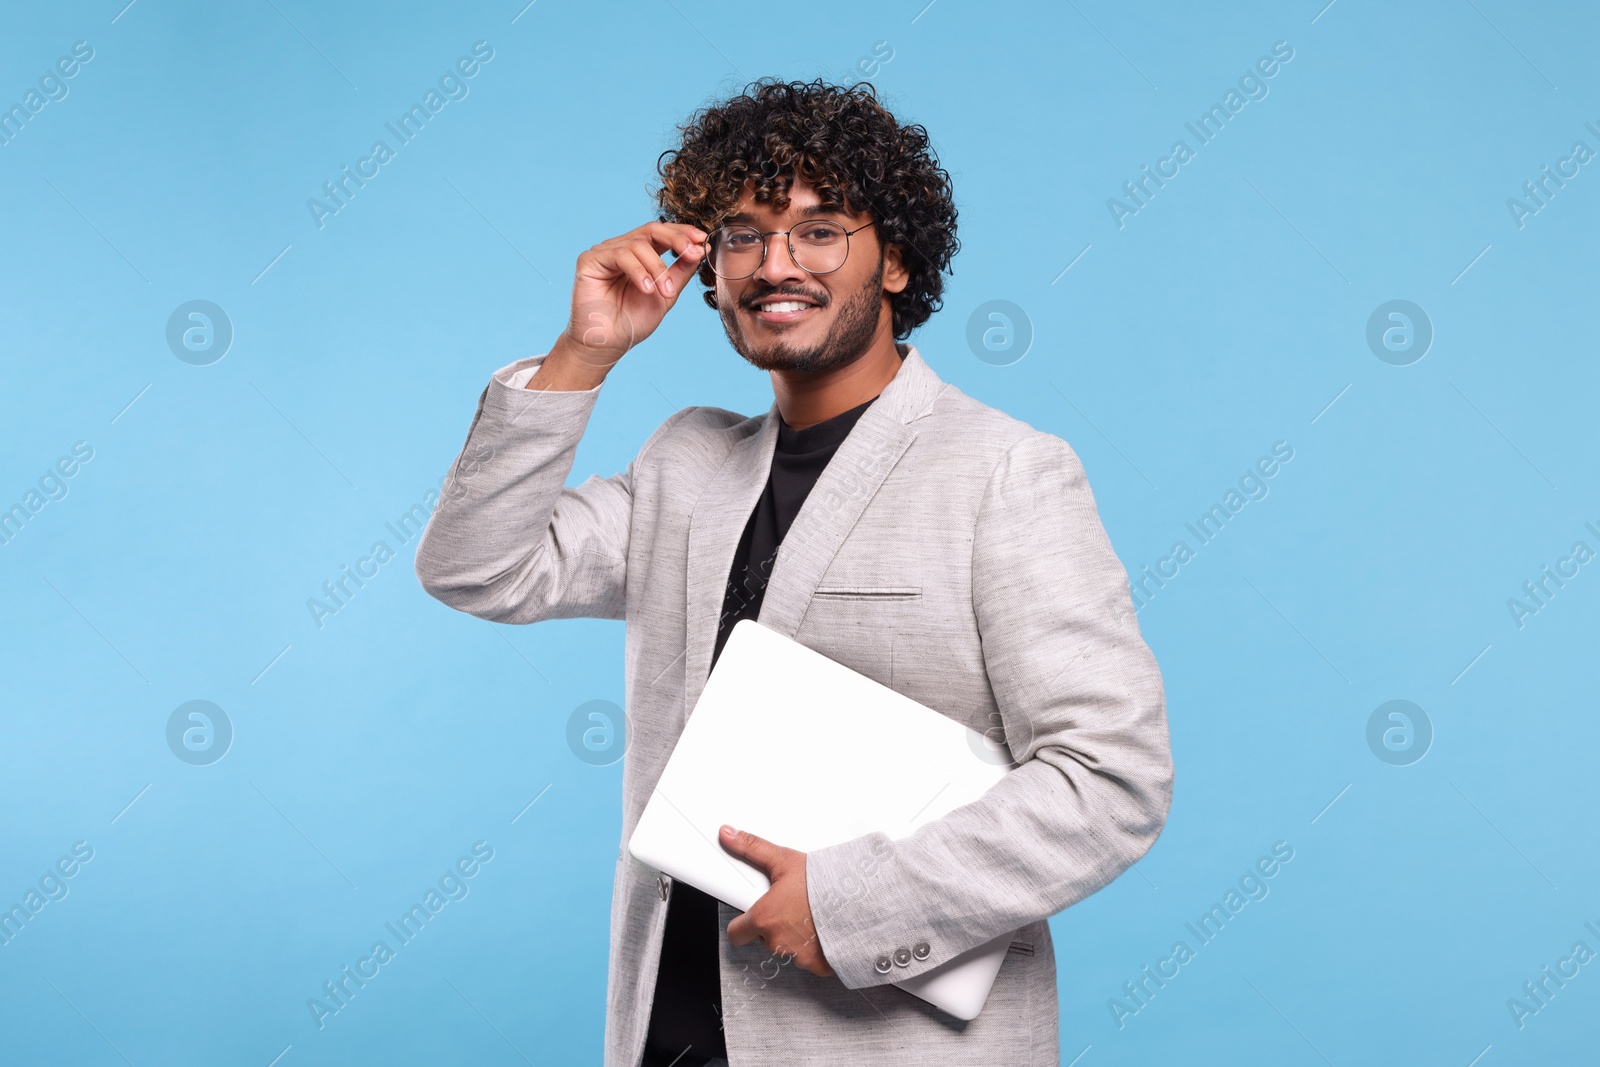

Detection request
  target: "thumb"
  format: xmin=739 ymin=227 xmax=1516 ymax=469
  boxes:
xmin=720 ymin=825 xmax=781 ymax=874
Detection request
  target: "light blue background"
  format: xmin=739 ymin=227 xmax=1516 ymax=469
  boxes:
xmin=3 ymin=1 xmax=1597 ymax=1063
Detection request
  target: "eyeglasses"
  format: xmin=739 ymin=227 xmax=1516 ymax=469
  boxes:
xmin=706 ymin=220 xmax=875 ymax=280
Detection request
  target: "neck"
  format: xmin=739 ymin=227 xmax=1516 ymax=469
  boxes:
xmin=769 ymin=329 xmax=906 ymax=431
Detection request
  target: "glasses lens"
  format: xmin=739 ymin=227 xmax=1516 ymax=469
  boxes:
xmin=790 ymin=221 xmax=848 ymax=274
xmin=710 ymin=226 xmax=763 ymax=279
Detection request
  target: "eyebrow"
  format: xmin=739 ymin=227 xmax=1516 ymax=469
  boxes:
xmin=723 ymin=203 xmax=849 ymax=225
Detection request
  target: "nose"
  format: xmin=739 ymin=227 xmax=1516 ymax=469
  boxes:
xmin=751 ymin=230 xmax=807 ymax=289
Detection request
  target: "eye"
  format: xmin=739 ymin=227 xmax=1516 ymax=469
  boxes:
xmin=797 ymin=224 xmax=842 ymax=243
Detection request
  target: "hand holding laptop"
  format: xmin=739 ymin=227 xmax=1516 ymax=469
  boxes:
xmin=717 ymin=823 xmax=836 ymax=979
xmin=627 ymin=619 xmax=1022 ymax=1019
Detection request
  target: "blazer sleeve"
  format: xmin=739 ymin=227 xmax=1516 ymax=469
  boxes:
xmin=804 ymin=430 xmax=1174 ymax=990
xmin=413 ymin=352 xmax=688 ymax=624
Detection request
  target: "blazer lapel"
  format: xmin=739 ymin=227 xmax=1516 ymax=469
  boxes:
xmin=681 ymin=345 xmax=949 ymax=721
xmin=682 ymin=409 xmax=777 ymax=718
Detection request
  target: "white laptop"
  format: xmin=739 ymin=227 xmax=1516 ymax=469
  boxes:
xmin=627 ymin=618 xmax=1019 ymax=1020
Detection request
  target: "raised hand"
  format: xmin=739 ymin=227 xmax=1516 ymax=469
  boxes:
xmin=547 ymin=221 xmax=708 ymax=380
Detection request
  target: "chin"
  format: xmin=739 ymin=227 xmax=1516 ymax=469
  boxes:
xmin=732 ymin=340 xmax=867 ymax=376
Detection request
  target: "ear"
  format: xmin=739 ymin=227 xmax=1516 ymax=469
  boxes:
xmin=882 ymin=241 xmax=910 ymax=295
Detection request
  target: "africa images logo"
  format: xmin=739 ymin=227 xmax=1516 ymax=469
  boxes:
xmin=307 ymin=842 xmax=495 ymax=1029
xmin=306 ymin=42 xmax=494 ymax=230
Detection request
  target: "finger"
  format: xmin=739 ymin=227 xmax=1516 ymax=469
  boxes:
xmin=585 ymin=243 xmax=656 ymax=295
xmin=617 ymin=245 xmax=662 ymax=296
xmin=658 ymin=239 xmax=705 ymax=299
xmin=635 ymin=235 xmax=703 ymax=299
xmin=637 ymin=220 xmax=709 ymax=254
xmin=726 ymin=911 xmax=758 ymax=948
xmin=719 ymin=826 xmax=782 ymax=875
xmin=629 ymin=238 xmax=677 ymax=296
xmin=793 ymin=939 xmax=831 ymax=978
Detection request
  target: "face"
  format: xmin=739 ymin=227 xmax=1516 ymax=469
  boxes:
xmin=712 ymin=177 xmax=906 ymax=374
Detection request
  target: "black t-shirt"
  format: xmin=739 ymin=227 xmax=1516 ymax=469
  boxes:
xmin=640 ymin=386 xmax=883 ymax=1067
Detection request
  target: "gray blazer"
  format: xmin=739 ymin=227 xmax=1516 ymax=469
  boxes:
xmin=414 ymin=343 xmax=1173 ymax=1066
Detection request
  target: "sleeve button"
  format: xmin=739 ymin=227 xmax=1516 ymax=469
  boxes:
xmin=874 ymin=955 xmax=893 ymax=974
xmin=893 ymin=946 xmax=912 ymax=967
xmin=912 ymin=941 xmax=931 ymax=960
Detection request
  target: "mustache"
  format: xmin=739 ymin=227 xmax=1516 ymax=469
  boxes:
xmin=742 ymin=287 xmax=828 ymax=309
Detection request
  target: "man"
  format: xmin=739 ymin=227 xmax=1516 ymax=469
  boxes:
xmin=415 ymin=78 xmax=1172 ymax=1067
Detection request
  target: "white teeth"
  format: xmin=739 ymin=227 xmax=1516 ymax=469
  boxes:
xmin=757 ymin=301 xmax=810 ymax=313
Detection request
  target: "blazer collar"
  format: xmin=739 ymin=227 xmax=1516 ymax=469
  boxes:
xmin=679 ymin=343 xmax=949 ymax=720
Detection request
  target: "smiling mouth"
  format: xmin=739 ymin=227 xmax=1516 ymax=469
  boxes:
xmin=747 ymin=297 xmax=823 ymax=324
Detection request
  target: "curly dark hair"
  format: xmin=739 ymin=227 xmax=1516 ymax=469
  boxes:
xmin=651 ymin=78 xmax=959 ymax=340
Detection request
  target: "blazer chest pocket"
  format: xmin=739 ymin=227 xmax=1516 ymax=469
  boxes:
xmin=810 ymin=586 xmax=922 ymax=601
xmin=800 ymin=587 xmax=926 ymax=688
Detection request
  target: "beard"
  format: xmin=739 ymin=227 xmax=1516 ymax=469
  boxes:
xmin=719 ymin=251 xmax=886 ymax=375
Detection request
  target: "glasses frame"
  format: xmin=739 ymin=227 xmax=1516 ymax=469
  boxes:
xmin=706 ymin=219 xmax=876 ymax=280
